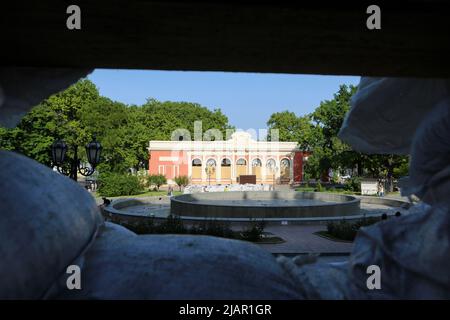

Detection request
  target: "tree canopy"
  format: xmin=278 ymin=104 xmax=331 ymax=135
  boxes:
xmin=0 ymin=79 xmax=232 ymax=173
xmin=266 ymin=84 xmax=409 ymax=186
xmin=0 ymin=78 xmax=409 ymax=190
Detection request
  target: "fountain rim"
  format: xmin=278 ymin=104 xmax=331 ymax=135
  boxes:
xmin=170 ymin=191 xmax=360 ymax=209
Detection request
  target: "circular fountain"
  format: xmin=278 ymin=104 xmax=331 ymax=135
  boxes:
xmin=105 ymin=192 xmax=411 ymax=224
xmin=170 ymin=191 xmax=361 ymax=219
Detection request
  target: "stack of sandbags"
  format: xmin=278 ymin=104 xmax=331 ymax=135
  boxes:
xmin=0 ymin=151 xmax=303 ymax=299
xmin=338 ymin=77 xmax=450 ymax=154
xmin=0 ymin=151 xmax=103 ymax=299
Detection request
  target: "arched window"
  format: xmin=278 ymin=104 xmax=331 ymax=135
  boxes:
xmin=266 ymin=159 xmax=276 ymax=169
xmin=221 ymin=158 xmax=231 ymax=167
xmin=280 ymin=158 xmax=290 ymax=168
xmin=206 ymin=159 xmax=217 ymax=168
xmin=252 ymin=158 xmax=262 ymax=167
xmin=280 ymin=158 xmax=291 ymax=179
xmin=192 ymin=159 xmax=202 ymax=166
xmin=236 ymin=158 xmax=247 ymax=166
xmin=221 ymin=158 xmax=231 ymax=179
xmin=191 ymin=158 xmax=202 ymax=179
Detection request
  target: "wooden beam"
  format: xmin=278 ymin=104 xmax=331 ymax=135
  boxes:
xmin=2 ymin=1 xmax=450 ymax=77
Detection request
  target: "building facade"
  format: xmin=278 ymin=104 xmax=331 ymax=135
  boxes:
xmin=148 ymin=132 xmax=306 ymax=185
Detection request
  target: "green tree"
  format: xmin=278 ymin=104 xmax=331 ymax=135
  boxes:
xmin=266 ymin=84 xmax=409 ymax=187
xmin=2 ymin=79 xmax=100 ymax=166
xmin=174 ymin=175 xmax=189 ymax=191
xmin=97 ymin=172 xmax=143 ymax=197
xmin=147 ymin=174 xmax=167 ymax=191
xmin=0 ymin=79 xmax=234 ymax=177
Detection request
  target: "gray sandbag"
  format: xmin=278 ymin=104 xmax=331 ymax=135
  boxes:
xmin=347 ymin=203 xmax=450 ymax=299
xmin=409 ymin=98 xmax=450 ymax=201
xmin=338 ymin=77 xmax=450 ymax=155
xmin=277 ymin=257 xmax=352 ymax=299
xmin=0 ymin=67 xmax=93 ymax=127
xmin=56 ymin=224 xmax=304 ymax=300
xmin=345 ymin=100 xmax=450 ymax=299
xmin=0 ymin=150 xmax=103 ymax=299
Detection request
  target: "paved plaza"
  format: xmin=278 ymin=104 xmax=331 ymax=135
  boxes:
xmin=257 ymin=224 xmax=353 ymax=254
xmin=97 ymin=193 xmax=414 ymax=255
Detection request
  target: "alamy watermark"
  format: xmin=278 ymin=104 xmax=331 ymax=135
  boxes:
xmin=66 ymin=264 xmax=81 ymax=290
xmin=66 ymin=5 xmax=381 ymax=31
xmin=366 ymin=264 xmax=381 ymax=290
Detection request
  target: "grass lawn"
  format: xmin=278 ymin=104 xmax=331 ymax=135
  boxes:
xmin=92 ymin=190 xmax=183 ymax=199
xmin=295 ymin=187 xmax=359 ymax=195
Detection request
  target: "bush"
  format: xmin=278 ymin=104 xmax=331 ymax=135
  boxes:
xmin=174 ymin=175 xmax=189 ymax=191
xmin=344 ymin=176 xmax=361 ymax=193
xmin=119 ymin=217 xmax=266 ymax=242
xmin=147 ymin=174 xmax=167 ymax=191
xmin=240 ymin=221 xmax=266 ymax=242
xmin=296 ymin=186 xmax=315 ymax=192
xmin=97 ymin=173 xmax=143 ymax=197
xmin=315 ymin=181 xmax=323 ymax=192
xmin=190 ymin=220 xmax=235 ymax=239
xmin=326 ymin=217 xmax=381 ymax=241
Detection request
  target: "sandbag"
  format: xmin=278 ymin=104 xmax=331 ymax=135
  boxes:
xmin=56 ymin=226 xmax=304 ymax=300
xmin=344 ymin=100 xmax=450 ymax=299
xmin=347 ymin=203 xmax=450 ymax=299
xmin=0 ymin=150 xmax=103 ymax=299
xmin=409 ymin=99 xmax=450 ymax=202
xmin=338 ymin=77 xmax=450 ymax=155
xmin=0 ymin=67 xmax=92 ymax=127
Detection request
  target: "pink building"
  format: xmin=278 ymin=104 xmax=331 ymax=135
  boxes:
xmin=148 ymin=132 xmax=306 ymax=185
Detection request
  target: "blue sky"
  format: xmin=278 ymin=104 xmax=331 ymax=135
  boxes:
xmin=89 ymin=69 xmax=359 ymax=131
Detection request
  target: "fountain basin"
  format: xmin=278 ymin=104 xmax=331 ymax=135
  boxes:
xmin=170 ymin=191 xmax=361 ymax=219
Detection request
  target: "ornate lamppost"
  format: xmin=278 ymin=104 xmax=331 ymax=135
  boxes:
xmin=51 ymin=136 xmax=102 ymax=181
xmin=205 ymin=159 xmax=216 ymax=186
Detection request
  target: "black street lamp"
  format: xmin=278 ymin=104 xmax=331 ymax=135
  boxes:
xmin=51 ymin=136 xmax=102 ymax=181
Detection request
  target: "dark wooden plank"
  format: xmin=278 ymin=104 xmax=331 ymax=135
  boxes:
xmin=1 ymin=1 xmax=450 ymax=77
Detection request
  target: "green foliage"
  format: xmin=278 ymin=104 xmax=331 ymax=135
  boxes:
xmin=119 ymin=216 xmax=265 ymax=242
xmin=97 ymin=173 xmax=143 ymax=197
xmin=295 ymin=186 xmax=316 ymax=192
xmin=315 ymin=181 xmax=323 ymax=192
xmin=5 ymin=79 xmax=99 ymax=166
xmin=147 ymin=174 xmax=167 ymax=191
xmin=0 ymin=79 xmax=233 ymax=175
xmin=344 ymin=176 xmax=361 ymax=193
xmin=326 ymin=217 xmax=380 ymax=241
xmin=267 ymin=84 xmax=409 ymax=182
xmin=240 ymin=221 xmax=266 ymax=242
xmin=174 ymin=175 xmax=190 ymax=191
xmin=190 ymin=220 xmax=236 ymax=239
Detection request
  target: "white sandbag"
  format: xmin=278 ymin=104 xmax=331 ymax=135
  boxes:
xmin=338 ymin=77 xmax=450 ymax=155
xmin=409 ymin=99 xmax=450 ymax=201
xmin=0 ymin=151 xmax=103 ymax=299
xmin=347 ymin=203 xmax=450 ymax=299
xmin=56 ymin=227 xmax=303 ymax=299
xmin=344 ymin=101 xmax=450 ymax=299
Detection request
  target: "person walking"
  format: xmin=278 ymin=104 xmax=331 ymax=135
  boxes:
xmin=379 ymin=180 xmax=385 ymax=197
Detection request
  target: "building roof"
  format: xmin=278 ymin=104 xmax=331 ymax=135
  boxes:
xmin=149 ymin=132 xmax=300 ymax=152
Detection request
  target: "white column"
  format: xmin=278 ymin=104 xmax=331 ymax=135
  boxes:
xmin=261 ymin=155 xmax=267 ymax=183
xmin=216 ymin=156 xmax=221 ymax=183
xmin=187 ymin=153 xmax=192 ymax=178
xmin=201 ymin=154 xmax=206 ymax=183
xmin=290 ymin=154 xmax=294 ymax=183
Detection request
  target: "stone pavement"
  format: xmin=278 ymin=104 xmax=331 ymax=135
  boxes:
xmin=257 ymin=224 xmax=353 ymax=255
